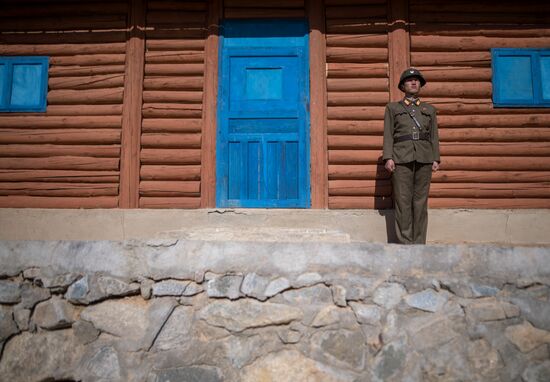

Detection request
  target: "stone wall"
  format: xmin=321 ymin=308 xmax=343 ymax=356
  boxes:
xmin=1 ymin=240 xmax=550 ymax=381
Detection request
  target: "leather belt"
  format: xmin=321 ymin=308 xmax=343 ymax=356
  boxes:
xmin=394 ymin=132 xmax=430 ymax=143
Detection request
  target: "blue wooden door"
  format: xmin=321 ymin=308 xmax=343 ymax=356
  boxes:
xmin=216 ymin=20 xmax=310 ymax=208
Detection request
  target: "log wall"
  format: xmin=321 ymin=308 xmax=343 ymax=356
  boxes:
xmin=410 ymin=0 xmax=550 ymax=208
xmin=325 ymin=0 xmax=392 ymax=209
xmin=0 ymin=0 xmax=129 ymax=208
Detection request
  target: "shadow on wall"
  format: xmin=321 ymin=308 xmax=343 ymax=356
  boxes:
xmin=379 ymin=209 xmax=398 ymax=244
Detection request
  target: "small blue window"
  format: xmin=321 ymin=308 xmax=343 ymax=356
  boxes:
xmin=492 ymin=48 xmax=550 ymax=107
xmin=0 ymin=56 xmax=49 ymax=113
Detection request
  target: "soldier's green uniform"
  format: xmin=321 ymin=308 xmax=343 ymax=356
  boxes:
xmin=383 ymin=68 xmax=440 ymax=244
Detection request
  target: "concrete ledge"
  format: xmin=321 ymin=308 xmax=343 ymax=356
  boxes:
xmin=0 ymin=208 xmax=549 ymax=245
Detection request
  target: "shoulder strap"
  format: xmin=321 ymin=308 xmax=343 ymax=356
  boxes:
xmin=399 ymin=101 xmax=422 ymax=129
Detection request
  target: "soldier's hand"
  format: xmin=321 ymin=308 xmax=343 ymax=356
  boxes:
xmin=385 ymin=159 xmax=396 ymax=173
xmin=432 ymin=161 xmax=440 ymax=172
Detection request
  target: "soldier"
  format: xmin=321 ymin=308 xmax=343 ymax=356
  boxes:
xmin=383 ymin=68 xmax=440 ymax=244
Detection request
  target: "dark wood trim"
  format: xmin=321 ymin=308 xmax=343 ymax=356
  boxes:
xmin=388 ymin=0 xmax=410 ymax=102
xmin=119 ymin=0 xmax=146 ymax=208
xmin=200 ymin=0 xmax=221 ymax=208
xmin=308 ymin=0 xmax=328 ymax=209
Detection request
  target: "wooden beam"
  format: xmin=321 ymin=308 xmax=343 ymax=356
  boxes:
xmin=200 ymin=0 xmax=221 ymax=208
xmin=388 ymin=0 xmax=410 ymax=102
xmin=308 ymin=0 xmax=328 ymax=209
xmin=119 ymin=0 xmax=146 ymax=208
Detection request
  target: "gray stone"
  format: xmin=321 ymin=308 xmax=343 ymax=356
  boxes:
xmin=224 ymin=332 xmax=282 ymax=369
xmin=373 ymin=283 xmax=406 ymax=309
xmin=280 ymin=284 xmax=333 ymax=305
xmin=470 ymin=283 xmax=500 ymax=297
xmin=65 ymin=275 xmax=89 ymax=302
xmin=78 ymin=345 xmax=123 ymax=382
xmin=294 ymin=272 xmax=323 ymax=288
xmin=152 ymin=279 xmax=190 ymax=296
xmin=149 ymin=366 xmax=223 ymax=382
xmin=311 ymin=328 xmax=366 ymax=370
xmin=467 ymin=339 xmax=502 ymax=378
xmin=0 ymin=305 xmax=19 ymax=341
xmin=13 ymin=308 xmax=31 ymax=331
xmin=33 ymin=296 xmax=75 ymax=330
xmin=509 ymin=297 xmax=550 ymax=331
xmin=311 ymin=305 xmax=344 ymax=327
xmin=0 ymin=330 xmax=84 ymax=381
xmin=22 ymin=267 xmax=40 ymax=280
xmin=151 ymin=305 xmax=194 ymax=351
xmin=361 ymin=324 xmax=382 ymax=351
xmin=466 ymin=298 xmax=520 ymax=321
xmin=140 ymin=278 xmax=153 ymax=300
xmin=505 ymin=321 xmax=550 ymax=353
xmin=81 ymin=296 xmax=177 ymax=351
xmin=207 ymin=274 xmax=243 ymax=300
xmin=73 ymin=320 xmax=100 ymax=345
xmin=39 ymin=270 xmax=80 ymax=289
xmin=19 ymin=283 xmax=51 ymax=309
xmin=331 ymin=284 xmax=347 ymax=307
xmin=199 ymin=298 xmax=302 ymax=332
xmin=278 ymin=328 xmax=302 ymax=344
xmin=183 ymin=281 xmax=204 ymax=296
xmin=404 ymin=289 xmax=448 ymax=313
xmin=241 ymin=273 xmax=270 ymax=301
xmin=372 ymin=338 xmax=408 ymax=382
xmin=66 ymin=274 xmax=140 ymax=304
xmin=522 ymin=361 xmax=550 ymax=382
xmin=264 ymin=277 xmax=291 ymax=297
xmin=349 ymin=302 xmax=382 ymax=325
xmin=0 ymin=280 xmax=21 ymax=304
xmin=409 ymin=317 xmax=459 ymax=351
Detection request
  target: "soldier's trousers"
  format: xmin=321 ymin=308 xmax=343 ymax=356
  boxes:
xmin=392 ymin=161 xmax=432 ymax=244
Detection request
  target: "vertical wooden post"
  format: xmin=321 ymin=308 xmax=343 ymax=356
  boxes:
xmin=388 ymin=0 xmax=410 ymax=102
xmin=119 ymin=0 xmax=146 ymax=208
xmin=201 ymin=0 xmax=221 ymax=208
xmin=308 ymin=0 xmax=328 ymax=209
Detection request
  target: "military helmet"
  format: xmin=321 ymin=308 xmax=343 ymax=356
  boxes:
xmin=398 ymin=68 xmax=426 ymax=89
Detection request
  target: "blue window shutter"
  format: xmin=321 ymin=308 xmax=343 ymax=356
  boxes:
xmin=0 ymin=56 xmax=49 ymax=112
xmin=538 ymin=51 xmax=550 ymax=104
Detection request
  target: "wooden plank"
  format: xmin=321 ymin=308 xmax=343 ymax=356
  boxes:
xmin=0 ymin=129 xmax=121 ymax=144
xmin=428 ymin=183 xmax=550 ymax=198
xmin=0 ymin=170 xmax=119 ymax=183
xmin=0 ymin=15 xmax=127 ymax=32
xmin=0 ymin=182 xmax=118 ymax=197
xmin=224 ymin=8 xmax=306 ymax=18
xmin=410 ymin=25 xmax=550 ymax=38
xmin=326 ymin=21 xmax=389 ymax=35
xmin=141 ymin=133 xmax=201 ymax=148
xmin=326 ymin=47 xmax=388 ymax=63
xmin=49 ymin=65 xmax=126 ymax=77
xmin=2 ymin=2 xmax=128 ymax=17
xmin=326 ymin=34 xmax=388 ymax=48
xmin=327 ymin=63 xmax=388 ymax=78
xmin=140 ymin=180 xmax=200 ymax=196
xmin=146 ymin=11 xmax=206 ymax=25
xmin=48 ymin=89 xmax=124 ymax=105
xmin=329 ymin=196 xmax=393 ymax=209
xmin=327 ymin=106 xmax=385 ymax=120
xmin=49 ymin=75 xmax=125 ymax=90
xmin=327 ymin=78 xmax=388 ymax=92
xmin=329 ymin=179 xmax=392 ymax=196
xmin=139 ymin=196 xmax=200 ymax=208
xmin=432 ymin=171 xmax=550 ymax=183
xmin=326 ymin=5 xmax=387 ymax=20
xmin=50 ymin=54 xmax=126 ymax=66
xmin=0 ymin=116 xmax=121 ymax=129
xmin=411 ymin=35 xmax=550 ymax=51
xmin=119 ymin=0 xmax=146 ymax=208
xmin=142 ymin=90 xmax=203 ymax=103
xmin=141 ymin=119 xmax=202 ymax=133
xmin=439 ymin=142 xmax=550 ymax=157
xmin=0 ymin=43 xmax=126 ymax=56
xmin=329 ymin=150 xmax=383 ymax=164
xmin=142 ymin=104 xmax=203 ymax=118
xmin=440 ymin=128 xmax=550 ymax=142
xmin=328 ymin=164 xmax=389 ymax=180
xmin=143 ymin=76 xmax=204 ymax=90
xmin=438 ymin=114 xmax=550 ymax=128
xmin=148 ymin=1 xmax=207 ymax=11
xmin=225 ymin=0 xmax=304 ymax=7
xmin=441 ymin=157 xmax=550 ymax=171
xmin=0 ymin=196 xmax=118 ymax=208
xmin=145 ymin=51 xmax=204 ymax=63
xmin=36 ymin=105 xmax=123 ymax=116
xmin=328 ymin=92 xmax=388 ymax=106
xmin=0 ymin=157 xmax=120 ymax=170
xmin=140 ymin=165 xmax=201 ymax=181
xmin=145 ymin=63 xmax=205 ymax=76
xmin=411 ymin=52 xmax=491 ymax=66
xmin=0 ymin=31 xmax=127 ymax=45
xmin=328 ymin=135 xmax=383 ymax=149
xmin=428 ymin=198 xmax=550 ymax=209
xmin=140 ymin=149 xmax=201 ymax=164
xmin=308 ymin=0 xmax=328 ymax=208
xmin=419 ymin=67 xmax=492 ymax=82
xmin=421 ymin=82 xmax=492 ymax=98
xmin=327 ymin=120 xmax=384 ymax=135
xmin=0 ymin=145 xmax=120 ymax=158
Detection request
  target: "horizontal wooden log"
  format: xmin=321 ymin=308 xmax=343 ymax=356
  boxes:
xmin=142 ymin=104 xmax=203 ymax=119
xmin=440 ymin=128 xmax=550 ymax=142
xmin=146 ymin=39 xmax=205 ymax=52
xmin=326 ymin=21 xmax=389 ymax=35
xmin=428 ymin=183 xmax=550 ymax=198
xmin=325 ymin=5 xmax=387 ymax=19
xmin=145 ymin=63 xmax=204 ymax=76
xmin=143 ymin=77 xmax=203 ymax=91
xmin=432 ymin=171 xmax=550 ymax=183
xmin=329 ymin=179 xmax=392 ymax=196
xmin=224 ymin=0 xmax=304 ymax=7
xmin=0 ymin=129 xmax=120 ymax=144
xmin=428 ymin=198 xmax=550 ymax=209
xmin=328 ymin=135 xmax=382 ymax=149
xmin=139 ymin=196 xmax=200 ymax=209
xmin=326 ymin=34 xmax=388 ymax=48
xmin=2 ymin=2 xmax=128 ymax=17
xmin=0 ymin=156 xmax=119 ymax=170
xmin=141 ymin=119 xmax=202 ymax=133
xmin=327 ymin=120 xmax=384 ymax=135
xmin=0 ymin=42 xmax=126 ymax=56
xmin=0 ymin=144 xmax=120 ymax=158
xmin=327 ymin=63 xmax=388 ymax=78
xmin=146 ymin=11 xmax=206 ymax=25
xmin=410 ymin=12 xmax=550 ymax=24
xmin=325 ymin=0 xmax=386 ymax=5
xmin=141 ymin=133 xmax=201 ymax=148
xmin=327 ymin=78 xmax=388 ymax=92
xmin=328 ymin=196 xmax=393 ymax=209
xmin=140 ymin=165 xmax=201 ymax=181
xmin=0 ymin=169 xmax=119 ymax=183
xmin=327 ymin=106 xmax=385 ymax=120
xmin=39 ymin=105 xmax=123 ymax=116
xmin=438 ymin=114 xmax=550 ymax=128
xmin=0 ymin=116 xmax=121 ymax=129
xmin=142 ymin=90 xmax=203 ymax=103
xmin=49 ymin=75 xmax=125 ymax=90
xmin=140 ymin=180 xmax=200 ymax=197
xmin=50 ymin=54 xmax=126 ymax=66
xmin=0 ymin=196 xmax=118 ymax=208
xmin=0 ymin=31 xmax=127 ymax=45
xmin=146 ymin=51 xmax=204 ymax=64
xmin=421 ymin=82 xmax=492 ymax=98
xmin=224 ymin=8 xmax=306 ymax=18
xmin=146 ymin=29 xmax=206 ymax=40
xmin=49 ymin=65 xmax=125 ymax=77
xmin=426 ymin=99 xmax=550 ymax=115
xmin=148 ymin=0 xmax=207 ymax=11
xmin=411 ymin=52 xmax=490 ymax=66
xmin=410 ymin=25 xmax=550 ymax=38
xmin=410 ymin=2 xmax=550 ymax=14
xmin=48 ymin=89 xmax=124 ymax=104
xmin=0 ymin=15 xmax=127 ymax=32
xmin=0 ymin=182 xmax=118 ymax=197
xmin=140 ymin=149 xmax=201 ymax=164
xmin=411 ymin=35 xmax=550 ymax=51
xmin=329 ymin=150 xmax=382 ymax=164
xmin=440 ymin=143 xmax=550 ymax=157
xmin=441 ymin=157 xmax=550 ymax=171
xmin=328 ymin=92 xmax=388 ymax=106
xmin=418 ymin=67 xmax=492 ymax=82
xmin=326 ymin=47 xmax=388 ymax=63
xmin=328 ymin=164 xmax=389 ymax=180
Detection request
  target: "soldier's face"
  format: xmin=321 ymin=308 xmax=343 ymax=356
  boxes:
xmin=403 ymin=77 xmax=421 ymax=96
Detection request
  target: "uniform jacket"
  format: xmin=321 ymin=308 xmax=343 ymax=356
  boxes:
xmin=383 ymin=99 xmax=440 ymax=164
